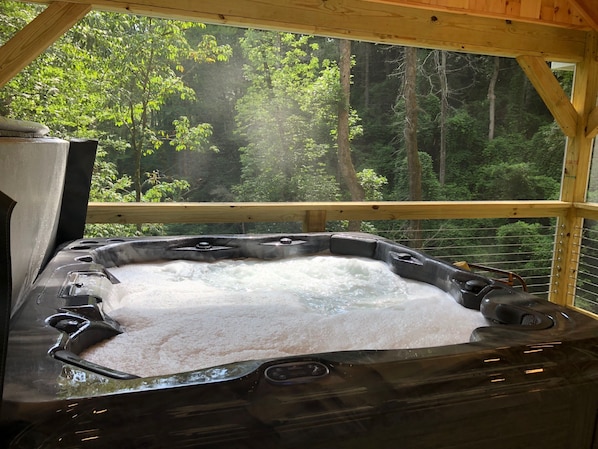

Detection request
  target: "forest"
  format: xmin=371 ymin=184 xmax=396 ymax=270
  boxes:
xmin=0 ymin=3 xmax=577 ymax=297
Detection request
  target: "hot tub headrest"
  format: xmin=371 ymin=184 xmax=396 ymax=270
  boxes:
xmin=480 ymin=291 xmax=554 ymax=330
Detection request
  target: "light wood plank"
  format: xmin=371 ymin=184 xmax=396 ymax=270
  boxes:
xmin=587 ymin=106 xmax=598 ymax=138
xmin=561 ymin=32 xmax=598 ymax=203
xmin=362 ymin=0 xmax=590 ymax=29
xmin=487 ymin=0 xmax=506 ymax=15
xmin=553 ymin=0 xmax=573 ymax=24
xmin=303 ymin=209 xmax=328 ymax=232
xmin=505 ymin=1 xmax=520 ymax=16
xmin=516 ymin=55 xmax=578 ymax=137
xmin=86 ymin=201 xmax=570 ymax=224
xmin=540 ymin=5 xmax=555 ymax=23
xmin=573 ymin=202 xmax=598 ymax=221
xmin=519 ymin=0 xmax=542 ymax=19
xmin=569 ymin=0 xmax=598 ymax=31
xmin=0 ymin=2 xmax=90 ymax=88
xmin=20 ymin=0 xmax=587 ymax=62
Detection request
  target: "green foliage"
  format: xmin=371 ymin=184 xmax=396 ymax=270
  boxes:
xmin=170 ymin=116 xmax=217 ymax=152
xmin=89 ymin=146 xmax=132 ymax=202
xmin=357 ymin=168 xmax=387 ymax=200
xmin=393 ymin=152 xmax=443 ymax=201
xmin=85 ymin=146 xmax=139 ymax=237
xmin=233 ymin=31 xmax=351 ymax=202
xmin=84 ymin=146 xmax=192 ymax=237
xmin=76 ymin=13 xmax=230 ymax=200
xmin=416 ymin=93 xmax=441 ymax=152
xmin=495 ymin=221 xmax=554 ymax=276
xmin=528 ymin=122 xmax=566 ymax=181
xmin=443 ymin=109 xmax=486 ymax=191
xmin=474 ymin=162 xmax=559 ymax=200
xmin=142 ymin=171 xmax=190 ymax=202
xmin=482 ymin=134 xmax=530 ymax=165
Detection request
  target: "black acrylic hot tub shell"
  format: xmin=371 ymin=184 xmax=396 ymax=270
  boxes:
xmin=3 ymin=232 xmax=598 ymax=449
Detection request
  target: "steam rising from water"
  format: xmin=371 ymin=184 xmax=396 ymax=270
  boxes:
xmin=83 ymin=256 xmax=488 ymax=377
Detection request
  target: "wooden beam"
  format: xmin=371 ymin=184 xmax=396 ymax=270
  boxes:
xmin=560 ymin=32 xmax=598 ymax=204
xmin=20 ymin=0 xmax=587 ymax=62
xmin=86 ymin=200 xmax=570 ymax=224
xmin=569 ymin=0 xmax=598 ymax=31
xmin=516 ymin=55 xmax=578 ymax=137
xmin=303 ymin=210 xmax=327 ymax=232
xmin=0 ymin=2 xmax=90 ymax=88
xmin=573 ymin=202 xmax=598 ymax=221
xmin=364 ymin=0 xmax=592 ymax=30
xmin=587 ymin=106 xmax=598 ymax=138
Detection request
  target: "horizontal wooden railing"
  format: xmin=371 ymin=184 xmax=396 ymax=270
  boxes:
xmin=85 ymin=199 xmax=598 ymax=315
xmin=86 ymin=200 xmax=573 ymax=232
xmin=573 ymin=202 xmax=598 ymax=221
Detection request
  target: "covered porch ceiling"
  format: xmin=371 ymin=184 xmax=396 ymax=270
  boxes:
xmin=4 ymin=0 xmax=598 ymax=63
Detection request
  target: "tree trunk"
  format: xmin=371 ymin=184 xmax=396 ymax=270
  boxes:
xmin=338 ymin=39 xmax=365 ymax=231
xmin=435 ymin=50 xmax=448 ymax=185
xmin=133 ymin=20 xmax=155 ymax=203
xmin=130 ymin=104 xmax=142 ymax=203
xmin=134 ymin=145 xmax=142 ymax=202
xmin=404 ymin=47 xmax=422 ymax=247
xmin=364 ymin=43 xmax=370 ymax=110
xmin=488 ymin=56 xmax=500 ymax=140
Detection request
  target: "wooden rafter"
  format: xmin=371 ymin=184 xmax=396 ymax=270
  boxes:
xmin=20 ymin=0 xmax=587 ymax=62
xmin=569 ymin=0 xmax=598 ymax=31
xmin=516 ymin=55 xmax=578 ymax=137
xmin=0 ymin=2 xmax=91 ymax=88
xmin=364 ymin=0 xmax=593 ymax=30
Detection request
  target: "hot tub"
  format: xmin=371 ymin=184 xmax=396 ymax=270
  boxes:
xmin=3 ymin=232 xmax=598 ymax=449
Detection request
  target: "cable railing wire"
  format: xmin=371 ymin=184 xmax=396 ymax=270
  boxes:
xmin=575 ymin=220 xmax=598 ymax=313
xmin=375 ymin=221 xmax=555 ymax=299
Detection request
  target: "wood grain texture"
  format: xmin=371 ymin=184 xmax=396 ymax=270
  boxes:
xmin=587 ymin=106 xmax=598 ymax=138
xmin=86 ymin=201 xmax=570 ymax=224
xmin=569 ymin=0 xmax=598 ymax=31
xmin=573 ymin=202 xmax=598 ymax=220
xmin=19 ymin=0 xmax=587 ymax=61
xmin=363 ymin=0 xmax=590 ymax=29
xmin=516 ymin=55 xmax=578 ymax=137
xmin=560 ymin=32 xmax=598 ymax=204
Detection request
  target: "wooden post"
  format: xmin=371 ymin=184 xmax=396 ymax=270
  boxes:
xmin=302 ymin=210 xmax=327 ymax=232
xmin=0 ymin=2 xmax=91 ymax=88
xmin=516 ymin=55 xmax=578 ymax=138
xmin=549 ymin=31 xmax=598 ymax=306
xmin=587 ymin=106 xmax=598 ymax=138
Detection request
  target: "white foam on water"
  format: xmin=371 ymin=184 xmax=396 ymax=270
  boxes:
xmin=82 ymin=255 xmax=488 ymax=377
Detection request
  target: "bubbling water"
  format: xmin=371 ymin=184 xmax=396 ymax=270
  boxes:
xmin=82 ymin=255 xmax=488 ymax=377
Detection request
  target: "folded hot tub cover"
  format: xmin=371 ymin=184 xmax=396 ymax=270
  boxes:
xmin=0 ymin=117 xmax=49 ymax=137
